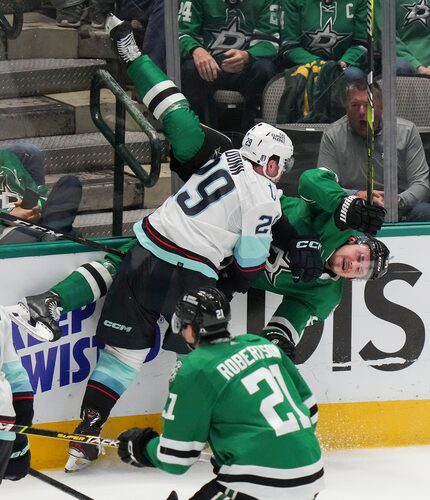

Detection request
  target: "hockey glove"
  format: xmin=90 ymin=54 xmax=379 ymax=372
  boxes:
xmin=117 ymin=427 xmax=159 ymax=467
xmin=334 ymin=196 xmax=386 ymax=235
xmin=288 ymin=236 xmax=323 ymax=283
xmin=265 ymin=330 xmax=296 ymax=360
xmin=4 ymin=435 xmax=30 ymax=481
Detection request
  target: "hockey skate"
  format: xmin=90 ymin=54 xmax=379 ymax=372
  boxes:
xmin=105 ymin=14 xmax=142 ymax=64
xmin=13 ymin=291 xmax=63 ymax=342
xmin=65 ymin=408 xmax=104 ymax=473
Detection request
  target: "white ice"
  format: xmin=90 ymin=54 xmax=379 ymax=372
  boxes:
xmin=1 ymin=445 xmax=429 ymax=499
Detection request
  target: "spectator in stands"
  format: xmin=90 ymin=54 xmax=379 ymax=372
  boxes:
xmin=51 ymin=0 xmax=113 ymax=29
xmin=317 ymin=79 xmax=430 ymax=221
xmin=279 ymin=0 xmax=367 ymax=83
xmin=390 ymin=1 xmax=430 ymax=75
xmin=178 ymin=0 xmax=279 ymax=132
xmin=0 ymin=144 xmax=83 ymax=243
xmin=117 ymin=0 xmax=165 ymax=70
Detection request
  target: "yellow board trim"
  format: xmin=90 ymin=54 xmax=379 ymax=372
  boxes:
xmin=29 ymin=414 xmax=163 ymax=470
xmin=317 ymin=400 xmax=430 ymax=450
xmin=29 ymin=400 xmax=430 ymax=469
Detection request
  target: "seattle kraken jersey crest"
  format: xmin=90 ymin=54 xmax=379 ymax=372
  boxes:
xmin=208 ymin=18 xmax=251 ymax=55
xmin=306 ymin=19 xmax=349 ymax=57
xmin=403 ymin=0 xmax=430 ymax=28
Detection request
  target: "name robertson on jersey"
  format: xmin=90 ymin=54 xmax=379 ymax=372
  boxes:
xmin=217 ymin=343 xmax=281 ymax=380
xmin=225 ymin=150 xmax=244 ymax=175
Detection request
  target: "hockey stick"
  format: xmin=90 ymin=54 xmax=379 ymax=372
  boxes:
xmin=29 ymin=468 xmax=95 ymax=500
xmin=0 ymin=422 xmax=119 ymax=448
xmin=366 ymin=0 xmax=375 ymax=206
xmin=0 ymin=211 xmax=126 ymax=257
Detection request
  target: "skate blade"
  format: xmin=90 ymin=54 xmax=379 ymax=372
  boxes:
xmin=65 ymin=450 xmax=92 ymax=473
xmin=4 ymin=304 xmax=54 ymax=342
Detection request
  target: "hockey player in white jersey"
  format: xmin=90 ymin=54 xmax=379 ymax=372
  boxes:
xmin=0 ymin=306 xmax=34 ymax=483
xmin=63 ymin=120 xmax=306 ymax=472
xmin=13 ymin=15 xmax=324 ymax=474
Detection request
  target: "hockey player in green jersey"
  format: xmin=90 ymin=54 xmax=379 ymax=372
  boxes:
xmin=251 ymin=167 xmax=390 ymax=358
xmin=117 ymin=287 xmax=324 ymax=500
xmin=280 ymin=0 xmax=367 ymax=80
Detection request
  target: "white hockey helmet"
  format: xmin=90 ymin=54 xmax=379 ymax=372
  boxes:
xmin=240 ymin=122 xmax=294 ymax=182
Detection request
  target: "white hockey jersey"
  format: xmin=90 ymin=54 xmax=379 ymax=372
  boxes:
xmin=134 ymin=150 xmax=282 ymax=278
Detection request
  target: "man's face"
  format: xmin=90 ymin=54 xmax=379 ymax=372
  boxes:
xmin=346 ymin=89 xmax=382 ymax=137
xmin=327 ymin=240 xmax=371 ymax=279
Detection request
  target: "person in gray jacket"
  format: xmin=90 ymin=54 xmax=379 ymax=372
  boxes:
xmin=317 ymin=79 xmax=430 ymax=222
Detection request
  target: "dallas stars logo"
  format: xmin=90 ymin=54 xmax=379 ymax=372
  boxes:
xmin=208 ymin=18 xmax=250 ymax=55
xmin=265 ymin=247 xmax=292 ymax=286
xmin=403 ymin=0 xmax=430 ymax=27
xmin=306 ymin=20 xmax=349 ymax=57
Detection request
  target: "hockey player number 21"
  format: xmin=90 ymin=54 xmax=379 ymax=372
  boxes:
xmin=241 ymin=364 xmax=312 ymax=437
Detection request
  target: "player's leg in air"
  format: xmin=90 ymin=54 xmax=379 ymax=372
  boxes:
xmin=14 ymin=14 xmax=231 ymax=344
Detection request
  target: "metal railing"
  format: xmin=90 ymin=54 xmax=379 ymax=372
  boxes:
xmin=90 ymin=68 xmax=161 ymax=235
xmin=0 ymin=0 xmax=23 ymax=41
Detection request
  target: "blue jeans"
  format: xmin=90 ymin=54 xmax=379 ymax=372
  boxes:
xmin=343 ymin=66 xmax=365 ymax=83
xmin=401 ymin=202 xmax=430 ymax=222
xmin=181 ymin=57 xmax=276 ymax=132
xmin=118 ymin=0 xmax=165 ymax=70
xmin=396 ymin=58 xmax=416 ymax=75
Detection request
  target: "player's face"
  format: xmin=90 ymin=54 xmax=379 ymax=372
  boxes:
xmin=327 ymin=241 xmax=371 ymax=279
xmin=346 ymin=89 xmax=382 ymax=137
xmin=255 ymin=157 xmax=284 ymax=183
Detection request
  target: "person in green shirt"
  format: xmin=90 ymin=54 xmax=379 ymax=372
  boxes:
xmin=279 ymin=0 xmax=367 ymax=82
xmin=178 ymin=0 xmax=280 ymax=131
xmin=0 ymin=146 xmax=82 ymax=244
xmin=117 ymin=286 xmax=324 ymax=500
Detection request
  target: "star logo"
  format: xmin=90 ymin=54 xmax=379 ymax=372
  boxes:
xmin=207 ymin=18 xmax=250 ymax=55
xmin=306 ymin=20 xmax=349 ymax=57
xmin=265 ymin=246 xmax=291 ymax=286
xmin=403 ymin=0 xmax=430 ymax=27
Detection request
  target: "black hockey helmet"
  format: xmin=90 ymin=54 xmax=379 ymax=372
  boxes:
xmin=355 ymin=235 xmax=390 ymax=280
xmin=172 ymin=287 xmax=231 ymax=342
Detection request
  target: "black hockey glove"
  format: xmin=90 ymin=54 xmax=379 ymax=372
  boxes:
xmin=4 ymin=434 xmax=30 ymax=481
xmin=264 ymin=330 xmax=296 ymax=360
xmin=117 ymin=427 xmax=159 ymax=467
xmin=334 ymin=196 xmax=386 ymax=235
xmin=288 ymin=235 xmax=323 ymax=283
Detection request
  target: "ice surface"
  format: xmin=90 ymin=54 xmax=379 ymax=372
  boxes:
xmin=1 ymin=445 xmax=429 ymax=499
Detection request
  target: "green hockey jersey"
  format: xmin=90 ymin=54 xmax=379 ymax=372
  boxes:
xmin=280 ymin=0 xmax=367 ymax=67
xmin=145 ymin=334 xmax=323 ymax=499
xmin=254 ymin=168 xmax=354 ymax=344
xmin=178 ymin=0 xmax=280 ymax=60
xmin=0 ymin=149 xmax=47 ymax=209
xmin=375 ymin=0 xmax=430 ymax=69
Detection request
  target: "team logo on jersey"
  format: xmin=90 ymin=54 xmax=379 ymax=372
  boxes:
xmin=403 ymin=1 xmax=430 ymax=28
xmin=169 ymin=360 xmax=183 ymax=383
xmin=208 ymin=18 xmax=250 ymax=55
xmin=306 ymin=20 xmax=349 ymax=57
xmin=265 ymin=246 xmax=291 ymax=285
